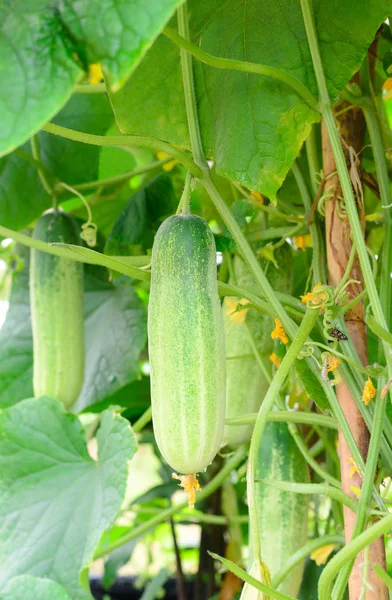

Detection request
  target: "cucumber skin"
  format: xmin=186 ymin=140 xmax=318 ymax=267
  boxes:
xmin=148 ymin=214 xmax=226 ymax=475
xmin=30 ymin=209 xmax=84 ymax=410
xmin=255 ymin=421 xmax=309 ymax=596
xmin=223 ymin=247 xmax=293 ymax=446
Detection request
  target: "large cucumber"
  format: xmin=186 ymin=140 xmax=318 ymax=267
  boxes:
xmin=30 ymin=209 xmax=84 ymax=410
xmin=223 ymin=246 xmax=293 ymax=446
xmin=253 ymin=421 xmax=309 ymax=596
xmin=148 ymin=214 xmax=226 ymax=475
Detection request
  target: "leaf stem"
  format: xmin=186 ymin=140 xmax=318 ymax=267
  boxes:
xmin=255 ymin=480 xmax=357 ymax=512
xmin=55 ymin=159 xmax=170 ymax=194
xmin=291 ymin=160 xmax=326 ymax=283
xmin=41 ymin=123 xmax=203 ymax=179
xmin=163 ymin=26 xmax=319 ymax=112
xmin=177 ymin=6 xmax=205 ymax=167
xmin=94 ymin=445 xmax=247 ymax=558
xmin=30 ymin=135 xmax=56 ymax=200
xmin=225 ymin=410 xmax=337 ymax=430
xmin=132 ymin=406 xmax=152 ymax=433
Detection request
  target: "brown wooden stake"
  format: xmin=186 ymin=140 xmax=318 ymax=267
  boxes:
xmin=321 ymin=91 xmax=388 ymax=598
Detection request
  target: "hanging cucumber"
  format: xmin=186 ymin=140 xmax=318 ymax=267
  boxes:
xmin=252 ymin=421 xmax=309 ymax=596
xmin=148 ymin=214 xmax=226 ymax=500
xmin=30 ymin=209 xmax=84 ymax=410
xmin=223 ymin=245 xmax=293 ymax=446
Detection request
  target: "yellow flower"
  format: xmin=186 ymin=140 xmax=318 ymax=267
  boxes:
xmin=271 ymin=318 xmax=288 ymax=345
xmin=383 ymin=77 xmax=392 ymax=100
xmin=294 ymin=234 xmax=313 ymax=250
xmin=172 ymin=473 xmax=201 ymax=508
xmin=269 ymin=352 xmax=281 ymax=367
xmin=362 ymin=377 xmax=376 ymax=405
xmin=88 ymin=63 xmax=103 ymax=84
xmin=300 ymin=283 xmax=328 ymax=307
xmin=250 ymin=190 xmax=264 ymax=204
xmin=224 ymin=297 xmax=250 ymax=323
xmin=348 ymin=456 xmax=360 ymax=479
xmin=156 ymin=151 xmax=177 ymax=172
xmin=327 ymin=356 xmax=341 ymax=373
xmin=310 ymin=544 xmax=336 ymax=566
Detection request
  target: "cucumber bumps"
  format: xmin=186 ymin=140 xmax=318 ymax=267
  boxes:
xmin=148 ymin=214 xmax=225 ymax=503
xmin=30 ymin=209 xmax=84 ymax=410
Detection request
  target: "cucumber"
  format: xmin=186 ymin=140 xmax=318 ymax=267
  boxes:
xmin=253 ymin=421 xmax=309 ymax=596
xmin=223 ymin=246 xmax=292 ymax=446
xmin=30 ymin=209 xmax=84 ymax=410
xmin=148 ymin=214 xmax=226 ymax=475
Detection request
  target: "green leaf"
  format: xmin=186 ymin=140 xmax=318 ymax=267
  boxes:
xmin=0 ymin=397 xmax=137 ymax=599
xmin=74 ymin=276 xmax=147 ymax=412
xmin=0 ymin=247 xmax=147 ymax=411
xmin=111 ymin=0 xmax=390 ymax=199
xmin=105 ymin=175 xmax=177 ymax=256
xmin=103 ymin=537 xmax=138 ymax=590
xmin=1 ymin=576 xmax=72 ymax=600
xmin=0 ymin=2 xmax=82 ymax=157
xmin=0 ymin=93 xmax=114 ymax=231
xmin=295 ymin=358 xmax=329 ymax=411
xmin=0 ymin=0 xmax=184 ymax=156
xmin=61 ymin=0 xmax=185 ymax=92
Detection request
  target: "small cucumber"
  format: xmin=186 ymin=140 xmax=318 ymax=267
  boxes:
xmin=30 ymin=209 xmax=84 ymax=409
xmin=148 ymin=214 xmax=226 ymax=476
xmin=254 ymin=421 xmax=309 ymax=596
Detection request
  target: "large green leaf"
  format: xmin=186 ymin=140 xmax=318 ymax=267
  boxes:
xmin=0 ymin=1 xmax=81 ymax=157
xmin=0 ymin=247 xmax=147 ymax=411
xmin=0 ymin=0 xmax=185 ymax=156
xmin=0 ymin=93 xmax=114 ymax=231
xmin=1 ymin=576 xmax=72 ymax=600
xmin=0 ymin=397 xmax=137 ymax=599
xmin=60 ymin=0 xmax=185 ymax=92
xmin=111 ymin=0 xmax=390 ymax=199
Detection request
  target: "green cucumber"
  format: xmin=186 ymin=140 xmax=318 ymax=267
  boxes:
xmin=148 ymin=214 xmax=226 ymax=475
xmin=30 ymin=209 xmax=84 ymax=410
xmin=254 ymin=421 xmax=309 ymax=596
xmin=223 ymin=246 xmax=293 ymax=446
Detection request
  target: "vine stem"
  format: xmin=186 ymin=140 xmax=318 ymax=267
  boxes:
xmin=55 ymin=158 xmax=170 ymax=194
xmin=256 ymin=480 xmax=357 ymax=512
xmin=332 ymin=385 xmax=388 ymax=599
xmin=361 ymin=100 xmax=392 ymax=334
xmin=163 ymin=26 xmax=319 ymax=112
xmin=318 ymin=513 xmax=392 ymax=600
xmin=30 ymin=135 xmax=56 ymax=202
xmin=299 ymin=0 xmax=392 ymax=373
xmin=94 ymin=446 xmax=247 ymax=558
xmin=300 ymin=1 xmax=390 ymax=597
xmin=246 ymin=308 xmax=320 ymax=571
xmin=177 ymin=6 xmax=205 ymax=167
xmin=41 ymin=122 xmax=203 ymax=179
xmin=291 ymin=160 xmax=327 ymax=284
xmin=225 ymin=410 xmax=337 ymax=430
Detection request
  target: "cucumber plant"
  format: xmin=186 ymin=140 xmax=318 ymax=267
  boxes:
xmin=0 ymin=2 xmax=391 ymax=600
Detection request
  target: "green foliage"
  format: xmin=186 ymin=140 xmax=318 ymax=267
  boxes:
xmin=1 ymin=1 xmax=392 ymax=597
xmin=0 ymin=576 xmax=72 ymax=600
xmin=0 ymin=397 xmax=137 ymax=599
xmin=0 ymin=0 xmax=184 ymax=156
